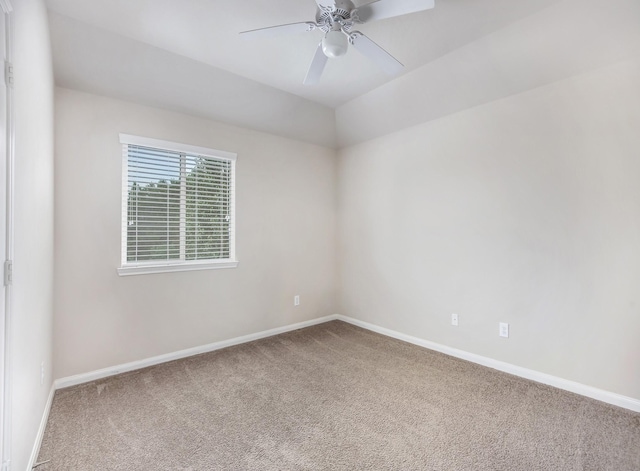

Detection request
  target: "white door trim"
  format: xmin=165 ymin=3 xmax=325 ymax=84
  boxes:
xmin=0 ymin=2 xmax=13 ymax=470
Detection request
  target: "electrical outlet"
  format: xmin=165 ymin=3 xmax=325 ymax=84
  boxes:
xmin=451 ymin=313 xmax=459 ymax=326
xmin=294 ymin=295 xmax=300 ymax=306
xmin=499 ymin=322 xmax=509 ymax=338
xmin=40 ymin=361 xmax=45 ymax=386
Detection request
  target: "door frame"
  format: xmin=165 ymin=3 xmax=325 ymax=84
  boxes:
xmin=0 ymin=1 xmax=13 ymax=470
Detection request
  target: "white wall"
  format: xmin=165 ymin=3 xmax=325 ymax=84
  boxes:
xmin=338 ymin=58 xmax=640 ymax=401
xmin=11 ymin=0 xmax=55 ymax=470
xmin=54 ymin=88 xmax=338 ymax=379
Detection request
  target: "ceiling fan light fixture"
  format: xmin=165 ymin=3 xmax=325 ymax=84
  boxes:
xmin=240 ymin=0 xmax=436 ymax=84
xmin=322 ymin=30 xmax=348 ymax=58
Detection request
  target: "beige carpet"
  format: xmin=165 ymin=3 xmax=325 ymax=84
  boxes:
xmin=37 ymin=321 xmax=639 ymax=470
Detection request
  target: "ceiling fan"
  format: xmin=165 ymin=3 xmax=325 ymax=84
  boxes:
xmin=240 ymin=0 xmax=435 ymax=85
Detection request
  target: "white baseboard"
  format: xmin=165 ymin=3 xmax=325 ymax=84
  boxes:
xmin=54 ymin=315 xmax=339 ymax=390
xmin=27 ymin=383 xmax=55 ymax=470
xmin=335 ymin=314 xmax=640 ymax=413
xmin=52 ymin=313 xmax=640 ymax=413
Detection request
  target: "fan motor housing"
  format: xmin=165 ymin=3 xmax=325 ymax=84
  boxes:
xmin=316 ymin=0 xmax=355 ymax=24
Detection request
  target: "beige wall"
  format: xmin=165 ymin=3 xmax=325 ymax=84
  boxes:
xmin=338 ymin=58 xmax=640 ymax=400
xmin=54 ymin=88 xmax=338 ymax=379
xmin=52 ymin=47 xmax=639 ymax=410
xmin=12 ymin=0 xmax=55 ymax=470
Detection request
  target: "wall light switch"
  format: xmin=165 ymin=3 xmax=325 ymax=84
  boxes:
xmin=451 ymin=313 xmax=459 ymax=326
xmin=294 ymin=295 xmax=300 ymax=306
xmin=499 ymin=322 xmax=509 ymax=338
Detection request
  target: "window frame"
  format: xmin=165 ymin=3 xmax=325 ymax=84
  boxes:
xmin=117 ymin=134 xmax=238 ymax=276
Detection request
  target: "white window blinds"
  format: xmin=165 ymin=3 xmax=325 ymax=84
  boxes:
xmin=119 ymin=134 xmax=237 ymax=275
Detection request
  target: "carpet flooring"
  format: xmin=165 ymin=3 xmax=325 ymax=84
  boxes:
xmin=37 ymin=321 xmax=640 ymax=470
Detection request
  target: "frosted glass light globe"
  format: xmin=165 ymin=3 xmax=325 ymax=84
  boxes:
xmin=322 ymin=30 xmax=348 ymax=58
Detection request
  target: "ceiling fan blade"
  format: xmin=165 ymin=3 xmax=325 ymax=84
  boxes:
xmin=349 ymin=31 xmax=404 ymax=76
xmin=304 ymin=43 xmax=329 ymax=85
xmin=354 ymin=0 xmax=435 ymax=23
xmin=240 ymin=22 xmax=317 ymax=40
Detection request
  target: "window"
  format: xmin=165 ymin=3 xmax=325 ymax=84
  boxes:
xmin=118 ymin=134 xmax=238 ymax=276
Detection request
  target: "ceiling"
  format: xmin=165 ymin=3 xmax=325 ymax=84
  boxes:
xmin=45 ymin=0 xmax=563 ymax=108
xmin=44 ymin=0 xmax=640 ymax=148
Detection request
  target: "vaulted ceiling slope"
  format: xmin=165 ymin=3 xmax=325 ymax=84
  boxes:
xmin=46 ymin=0 xmax=640 ymax=148
xmin=337 ymin=0 xmax=640 ymax=146
xmin=48 ymin=12 xmax=338 ymax=147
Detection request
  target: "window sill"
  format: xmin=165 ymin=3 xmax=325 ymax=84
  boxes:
xmin=117 ymin=260 xmax=239 ymax=277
